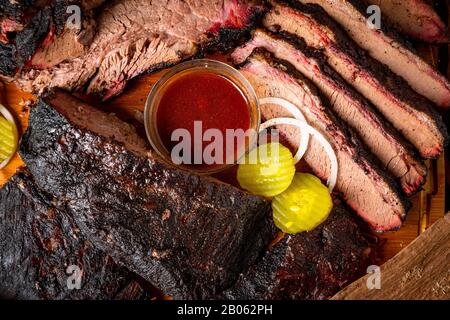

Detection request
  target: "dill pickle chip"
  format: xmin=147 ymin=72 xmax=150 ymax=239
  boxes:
xmin=237 ymin=143 xmax=296 ymax=197
xmin=272 ymin=173 xmax=333 ymax=234
xmin=0 ymin=107 xmax=19 ymax=168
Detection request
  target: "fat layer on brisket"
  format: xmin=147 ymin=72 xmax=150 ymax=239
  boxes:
xmin=18 ymin=90 xmax=276 ymax=299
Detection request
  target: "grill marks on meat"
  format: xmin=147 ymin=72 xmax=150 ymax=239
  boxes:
xmin=0 ymin=171 xmax=153 ymax=300
xmin=12 ymin=0 xmax=264 ymax=99
xmin=264 ymin=2 xmax=448 ymax=159
xmin=361 ymin=0 xmax=448 ymax=43
xmin=19 ymin=91 xmax=276 ymax=299
xmin=223 ymin=205 xmax=372 ymax=300
xmin=232 ymin=29 xmax=427 ymax=196
xmin=240 ymin=51 xmax=409 ymax=232
xmin=293 ymin=0 xmax=450 ymax=108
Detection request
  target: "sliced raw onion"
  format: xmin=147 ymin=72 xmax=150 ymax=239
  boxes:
xmin=0 ymin=104 xmax=18 ymax=170
xmin=0 ymin=103 xmax=15 ymax=124
xmin=259 ymin=97 xmax=309 ymax=163
xmin=259 ymin=117 xmax=338 ymax=192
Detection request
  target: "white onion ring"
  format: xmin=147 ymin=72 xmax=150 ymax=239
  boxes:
xmin=259 ymin=97 xmax=309 ymax=163
xmin=260 ymin=117 xmax=338 ymax=192
xmin=0 ymin=104 xmax=18 ymax=170
xmin=0 ymin=103 xmax=15 ymax=124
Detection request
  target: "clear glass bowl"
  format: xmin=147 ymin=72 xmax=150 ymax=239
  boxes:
xmin=144 ymin=59 xmax=260 ymax=174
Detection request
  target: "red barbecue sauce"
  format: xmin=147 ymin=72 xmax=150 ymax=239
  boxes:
xmin=156 ymin=71 xmax=250 ymax=169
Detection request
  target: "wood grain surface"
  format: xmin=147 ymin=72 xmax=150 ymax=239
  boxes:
xmin=332 ymin=214 xmax=450 ymax=300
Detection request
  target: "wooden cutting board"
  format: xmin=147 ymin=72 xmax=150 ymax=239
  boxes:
xmin=333 ymin=213 xmax=450 ymax=300
xmin=0 ymin=6 xmax=448 ymax=267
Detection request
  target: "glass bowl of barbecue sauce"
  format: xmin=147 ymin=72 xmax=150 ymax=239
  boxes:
xmin=145 ymin=59 xmax=260 ymax=174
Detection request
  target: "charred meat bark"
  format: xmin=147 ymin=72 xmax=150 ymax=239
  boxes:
xmin=264 ymin=1 xmax=448 ymax=158
xmin=0 ymin=0 xmax=105 ymax=40
xmin=0 ymin=0 xmax=99 ymax=76
xmin=239 ymin=51 xmax=409 ymax=232
xmin=8 ymin=0 xmax=264 ymax=99
xmin=19 ymin=90 xmax=276 ymax=299
xmin=0 ymin=171 xmax=153 ymax=300
xmin=223 ymin=204 xmax=373 ymax=300
xmin=0 ymin=0 xmax=51 ymax=38
xmin=232 ymin=29 xmax=427 ymax=195
xmin=293 ymin=0 xmax=450 ymax=108
xmin=361 ymin=0 xmax=448 ymax=43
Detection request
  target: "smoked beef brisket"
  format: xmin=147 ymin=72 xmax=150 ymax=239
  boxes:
xmin=2 ymin=166 xmax=372 ymax=300
xmin=239 ymin=51 xmax=409 ymax=232
xmin=263 ymin=1 xmax=448 ymax=159
xmin=223 ymin=204 xmax=372 ymax=300
xmin=232 ymin=29 xmax=427 ymax=195
xmin=293 ymin=0 xmax=450 ymax=108
xmin=19 ymin=90 xmax=276 ymax=299
xmin=4 ymin=0 xmax=264 ymax=99
xmin=0 ymin=0 xmax=101 ymax=76
xmin=0 ymin=171 xmax=154 ymax=300
xmin=361 ymin=0 xmax=448 ymax=43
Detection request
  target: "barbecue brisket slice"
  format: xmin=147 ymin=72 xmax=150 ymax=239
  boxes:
xmin=222 ymin=204 xmax=373 ymax=300
xmin=0 ymin=171 xmax=154 ymax=300
xmin=263 ymin=1 xmax=448 ymax=159
xmin=361 ymin=0 xmax=448 ymax=43
xmin=19 ymin=90 xmax=276 ymax=299
xmin=239 ymin=51 xmax=409 ymax=232
xmin=0 ymin=1 xmax=100 ymax=76
xmin=293 ymin=0 xmax=450 ymax=108
xmin=9 ymin=0 xmax=264 ymax=99
xmin=232 ymin=29 xmax=427 ymax=196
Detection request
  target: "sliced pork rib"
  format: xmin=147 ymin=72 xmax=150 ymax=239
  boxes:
xmin=8 ymin=0 xmax=264 ymax=99
xmin=264 ymin=1 xmax=448 ymax=159
xmin=223 ymin=204 xmax=372 ymax=300
xmin=0 ymin=171 xmax=154 ymax=300
xmin=233 ymin=29 xmax=427 ymax=196
xmin=239 ymin=51 xmax=409 ymax=232
xmin=19 ymin=90 xmax=276 ymax=299
xmin=293 ymin=0 xmax=450 ymax=108
xmin=361 ymin=0 xmax=448 ymax=43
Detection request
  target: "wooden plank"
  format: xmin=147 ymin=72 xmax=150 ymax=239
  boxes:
xmin=332 ymin=214 xmax=450 ymax=300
